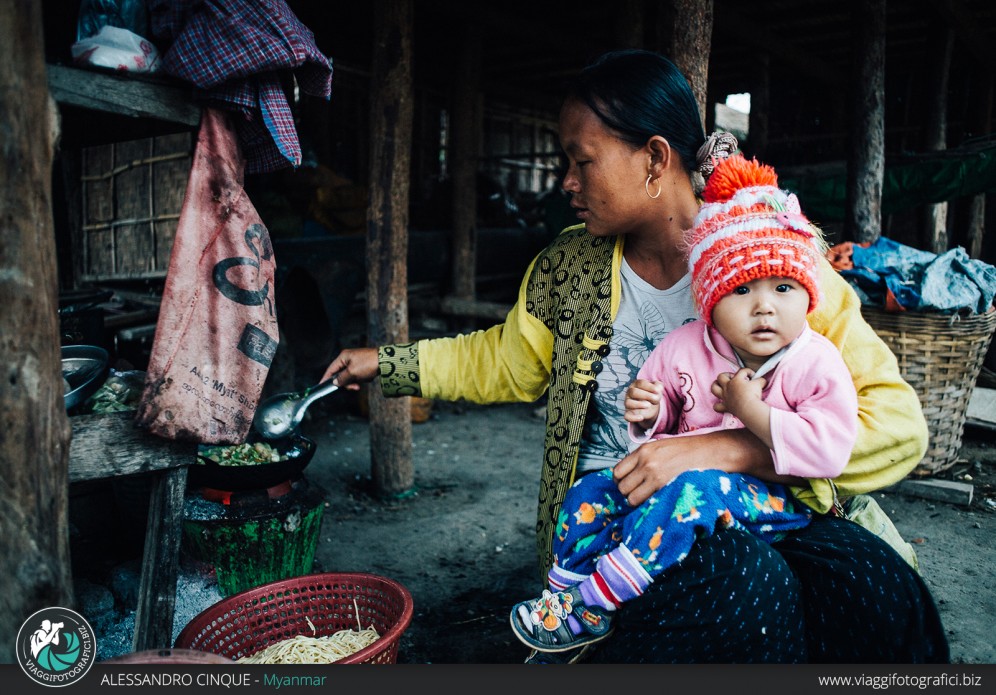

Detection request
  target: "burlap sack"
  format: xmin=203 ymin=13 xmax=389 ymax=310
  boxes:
xmin=136 ymin=108 xmax=279 ymax=443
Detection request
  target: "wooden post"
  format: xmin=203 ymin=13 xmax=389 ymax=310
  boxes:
xmin=668 ymin=0 xmax=714 ymax=132
xmin=748 ymin=52 xmax=770 ymax=160
xmin=68 ymin=412 xmax=196 ymax=650
xmin=922 ymin=27 xmax=954 ymax=254
xmin=367 ymin=0 xmax=415 ymax=497
xmin=846 ymin=0 xmax=886 ymax=244
xmin=614 ymin=0 xmax=645 ymax=49
xmin=450 ymin=23 xmax=482 ymax=306
xmin=0 ymin=0 xmax=74 ymax=661
xmin=967 ymin=192 xmax=986 ymax=260
xmin=968 ymin=76 xmax=993 ymax=259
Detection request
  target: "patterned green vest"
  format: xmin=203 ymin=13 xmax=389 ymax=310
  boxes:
xmin=521 ymin=229 xmax=616 ymax=574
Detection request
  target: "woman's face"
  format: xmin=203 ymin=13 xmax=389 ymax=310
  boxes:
xmin=558 ymin=99 xmax=651 ymax=237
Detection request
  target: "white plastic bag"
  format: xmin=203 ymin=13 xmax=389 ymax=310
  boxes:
xmin=71 ymin=25 xmax=161 ymax=74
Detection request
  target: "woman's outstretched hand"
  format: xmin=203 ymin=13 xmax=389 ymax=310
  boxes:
xmin=321 ymin=347 xmax=379 ymax=389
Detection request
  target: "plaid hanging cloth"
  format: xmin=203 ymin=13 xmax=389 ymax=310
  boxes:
xmin=148 ymin=0 xmax=333 ymax=174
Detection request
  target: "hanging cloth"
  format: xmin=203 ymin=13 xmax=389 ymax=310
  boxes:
xmin=148 ymin=0 xmax=333 ymax=173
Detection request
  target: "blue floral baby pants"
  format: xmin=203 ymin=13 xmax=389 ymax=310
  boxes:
xmin=554 ymin=468 xmax=812 ymax=576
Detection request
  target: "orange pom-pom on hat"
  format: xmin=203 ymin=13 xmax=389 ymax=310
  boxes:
xmin=687 ymin=154 xmax=826 ymax=325
xmin=701 ymin=154 xmax=779 ymax=203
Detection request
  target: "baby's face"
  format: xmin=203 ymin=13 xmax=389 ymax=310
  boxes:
xmin=711 ymin=276 xmax=810 ymax=371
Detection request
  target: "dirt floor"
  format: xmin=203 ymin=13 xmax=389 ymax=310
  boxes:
xmin=294 ymin=395 xmax=996 ymax=665
xmin=299 ymin=396 xmax=545 ymax=664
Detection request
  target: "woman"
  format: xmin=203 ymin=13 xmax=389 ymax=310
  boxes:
xmin=321 ymin=49 xmax=948 ymax=663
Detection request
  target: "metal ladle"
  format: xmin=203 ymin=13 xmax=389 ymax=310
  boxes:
xmin=252 ymin=377 xmax=339 ymax=441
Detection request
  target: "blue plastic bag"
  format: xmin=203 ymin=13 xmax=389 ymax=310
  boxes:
xmin=77 ymin=0 xmax=148 ymax=41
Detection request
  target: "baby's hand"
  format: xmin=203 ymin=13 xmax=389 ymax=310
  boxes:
xmin=711 ymin=368 xmax=765 ymax=416
xmin=625 ymin=378 xmax=663 ymax=430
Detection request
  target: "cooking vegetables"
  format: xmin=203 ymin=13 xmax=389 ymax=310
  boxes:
xmin=198 ymin=441 xmax=287 ymax=466
xmin=80 ymin=369 xmax=145 ymax=413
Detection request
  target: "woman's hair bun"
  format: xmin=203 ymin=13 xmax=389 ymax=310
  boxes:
xmin=695 ymin=131 xmax=739 ymax=178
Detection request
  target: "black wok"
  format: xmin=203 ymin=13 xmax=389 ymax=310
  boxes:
xmin=188 ymin=434 xmax=316 ymax=491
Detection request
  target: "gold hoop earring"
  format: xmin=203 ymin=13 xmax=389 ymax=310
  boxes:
xmin=645 ymin=174 xmax=662 ymax=199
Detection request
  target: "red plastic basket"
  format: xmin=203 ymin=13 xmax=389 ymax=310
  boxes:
xmin=174 ymin=572 xmax=414 ymax=664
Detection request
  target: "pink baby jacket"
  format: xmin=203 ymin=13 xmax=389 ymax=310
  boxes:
xmin=629 ymin=319 xmax=858 ymax=479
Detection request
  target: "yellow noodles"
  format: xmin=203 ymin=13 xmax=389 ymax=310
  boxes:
xmin=237 ymin=627 xmax=381 ymax=664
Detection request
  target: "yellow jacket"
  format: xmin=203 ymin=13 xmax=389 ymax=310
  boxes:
xmin=378 ymin=226 xmax=928 ymax=572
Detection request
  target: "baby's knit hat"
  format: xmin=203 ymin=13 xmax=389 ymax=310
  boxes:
xmin=687 ymin=154 xmax=827 ymax=325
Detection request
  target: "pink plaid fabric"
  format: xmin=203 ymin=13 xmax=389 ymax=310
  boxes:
xmin=149 ymin=0 xmax=333 ymax=173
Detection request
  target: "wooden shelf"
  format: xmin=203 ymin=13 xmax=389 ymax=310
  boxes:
xmin=47 ymin=64 xmax=200 ymax=127
xmin=69 ymin=411 xmax=195 ymax=483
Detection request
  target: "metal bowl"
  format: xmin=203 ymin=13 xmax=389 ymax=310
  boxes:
xmin=188 ymin=434 xmax=316 ymax=491
xmin=62 ymin=345 xmax=110 ymax=412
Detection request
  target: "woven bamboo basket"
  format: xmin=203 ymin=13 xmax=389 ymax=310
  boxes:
xmin=861 ymin=305 xmax=996 ymax=476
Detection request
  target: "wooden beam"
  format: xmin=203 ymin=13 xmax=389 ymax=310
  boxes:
xmin=889 ymin=479 xmax=974 ymax=507
xmin=366 ymin=0 xmax=415 ymax=498
xmin=846 ymin=0 xmax=886 ymax=244
xmin=68 ymin=412 xmax=196 ymax=483
xmin=668 ymin=0 xmax=714 ymax=130
xmin=967 ymin=76 xmax=993 ymax=259
xmin=922 ymin=27 xmax=954 ymax=253
xmin=968 ymin=191 xmax=988 ymax=260
xmin=47 ymin=64 xmax=200 ymax=126
xmin=0 ymin=0 xmax=73 ymax=662
xmin=450 ymin=23 xmax=482 ymax=305
xmin=132 ymin=466 xmax=188 ymax=651
xmin=440 ymin=296 xmax=512 ymax=322
xmin=67 ymin=412 xmax=193 ymax=652
xmin=935 ymin=0 xmax=996 ymax=74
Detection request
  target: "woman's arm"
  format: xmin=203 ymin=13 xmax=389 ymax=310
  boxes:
xmin=321 ymin=255 xmax=554 ymax=404
xmin=613 ymin=428 xmax=805 ymax=507
xmin=796 ymin=260 xmax=928 ymax=511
